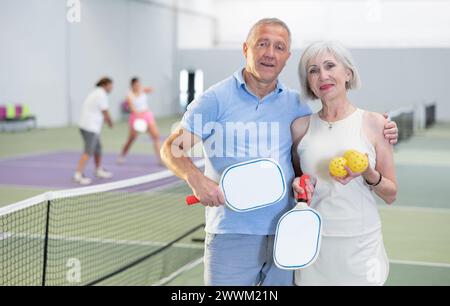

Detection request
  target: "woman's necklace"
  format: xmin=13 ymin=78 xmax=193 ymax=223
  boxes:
xmin=320 ymin=106 xmax=355 ymax=131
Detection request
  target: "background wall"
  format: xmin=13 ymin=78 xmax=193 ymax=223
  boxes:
xmin=0 ymin=0 xmax=449 ymax=127
xmin=0 ymin=0 xmax=179 ymax=127
xmin=177 ymin=48 xmax=450 ymax=120
xmin=0 ymin=0 xmax=68 ymax=127
xmin=68 ymin=0 xmax=130 ymax=124
xmin=68 ymin=0 xmax=180 ymax=123
xmin=210 ymin=0 xmax=450 ymax=49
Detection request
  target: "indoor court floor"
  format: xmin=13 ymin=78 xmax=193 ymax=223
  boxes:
xmin=1 ymin=119 xmax=449 ymax=286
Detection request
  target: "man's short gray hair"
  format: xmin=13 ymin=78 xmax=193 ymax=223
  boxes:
xmin=298 ymin=41 xmax=362 ymax=101
xmin=246 ymin=18 xmax=292 ymax=47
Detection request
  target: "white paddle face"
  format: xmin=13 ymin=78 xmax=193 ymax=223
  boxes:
xmin=274 ymin=207 xmax=322 ymax=270
xmin=220 ymin=158 xmax=286 ymax=212
xmin=133 ymin=119 xmax=148 ymax=133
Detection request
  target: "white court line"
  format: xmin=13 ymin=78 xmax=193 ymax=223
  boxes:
xmin=0 ymin=232 xmax=204 ymax=250
xmin=378 ymin=205 xmax=450 ymax=214
xmin=390 ymin=259 xmax=450 ymax=269
xmin=1 ymin=161 xmax=89 ymax=170
xmin=154 ymin=257 xmax=204 ymax=286
xmin=153 ymin=259 xmax=450 ymax=285
xmin=0 ymin=159 xmax=205 ymax=216
xmin=1 ymin=160 xmax=165 ymax=171
xmin=395 ymin=160 xmax=450 ymax=167
xmin=0 ymin=177 xmax=181 ymax=193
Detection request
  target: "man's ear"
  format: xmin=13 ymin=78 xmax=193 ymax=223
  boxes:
xmin=243 ymin=42 xmax=248 ymax=59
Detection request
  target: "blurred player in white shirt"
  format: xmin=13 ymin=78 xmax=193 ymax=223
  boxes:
xmin=74 ymin=77 xmax=114 ymax=185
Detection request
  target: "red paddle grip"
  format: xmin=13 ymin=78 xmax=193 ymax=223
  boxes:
xmin=186 ymin=195 xmax=200 ymax=205
xmin=296 ymin=174 xmax=310 ymax=203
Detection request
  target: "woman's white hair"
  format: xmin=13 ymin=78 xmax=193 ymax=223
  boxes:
xmin=298 ymin=41 xmax=362 ymax=101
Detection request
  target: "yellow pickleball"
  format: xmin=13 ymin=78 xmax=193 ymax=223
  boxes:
xmin=329 ymin=157 xmax=348 ymax=178
xmin=344 ymin=150 xmax=369 ymax=173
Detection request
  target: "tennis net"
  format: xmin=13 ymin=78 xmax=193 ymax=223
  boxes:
xmin=0 ymin=162 xmax=205 ymax=286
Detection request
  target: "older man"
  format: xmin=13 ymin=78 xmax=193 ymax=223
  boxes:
xmin=161 ymin=18 xmax=398 ymax=286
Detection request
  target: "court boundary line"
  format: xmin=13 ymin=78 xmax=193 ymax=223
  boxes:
xmin=378 ymin=205 xmax=450 ymax=214
xmin=154 ymin=257 xmax=204 ymax=286
xmin=155 ymin=259 xmax=450 ymax=286
xmin=395 ymin=160 xmax=450 ymax=167
xmin=0 ymin=178 xmax=182 ymax=194
xmin=0 ymin=160 xmax=167 ymax=172
xmin=0 ymin=232 xmax=204 ymax=250
xmin=1 ymin=226 xmax=206 ymax=286
xmin=86 ymin=224 xmax=205 ymax=286
xmin=0 ymin=150 xmax=167 ymax=163
xmin=390 ymin=259 xmax=450 ymax=269
xmin=5 ymin=235 xmax=449 ymax=269
xmin=0 ymin=159 xmax=205 ymax=216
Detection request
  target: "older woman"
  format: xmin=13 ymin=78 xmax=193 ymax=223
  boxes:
xmin=291 ymin=41 xmax=397 ymax=285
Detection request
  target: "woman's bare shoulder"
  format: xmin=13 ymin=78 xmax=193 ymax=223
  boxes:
xmin=363 ymin=111 xmax=386 ymax=130
xmin=291 ymin=115 xmax=312 ymax=142
xmin=291 ymin=115 xmax=312 ymax=129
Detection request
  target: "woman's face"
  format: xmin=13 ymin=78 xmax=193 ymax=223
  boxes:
xmin=306 ymin=51 xmax=351 ymax=101
xmin=132 ymin=81 xmax=142 ymax=92
xmin=104 ymin=82 xmax=113 ymax=94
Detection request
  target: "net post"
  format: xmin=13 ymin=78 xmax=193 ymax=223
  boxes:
xmin=41 ymin=199 xmax=51 ymax=286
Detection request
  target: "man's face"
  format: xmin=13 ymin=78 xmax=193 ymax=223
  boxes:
xmin=243 ymin=24 xmax=291 ymax=84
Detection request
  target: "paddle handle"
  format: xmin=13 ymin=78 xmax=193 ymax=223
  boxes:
xmin=296 ymin=174 xmax=310 ymax=204
xmin=186 ymin=195 xmax=200 ymax=205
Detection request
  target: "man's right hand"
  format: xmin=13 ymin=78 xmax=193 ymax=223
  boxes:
xmin=102 ymin=110 xmax=113 ymax=128
xmin=187 ymin=174 xmax=225 ymax=207
xmin=161 ymin=127 xmax=224 ymax=207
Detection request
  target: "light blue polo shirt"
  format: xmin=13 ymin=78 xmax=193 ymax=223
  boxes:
xmin=181 ymin=69 xmax=312 ymax=235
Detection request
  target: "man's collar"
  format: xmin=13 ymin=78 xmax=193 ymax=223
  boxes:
xmin=234 ymin=68 xmax=285 ymax=94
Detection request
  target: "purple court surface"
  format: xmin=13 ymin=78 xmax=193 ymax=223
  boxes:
xmin=0 ymin=151 xmax=172 ymax=190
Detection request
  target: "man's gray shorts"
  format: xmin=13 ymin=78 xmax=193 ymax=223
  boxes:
xmin=204 ymin=233 xmax=294 ymax=286
xmin=79 ymin=128 xmax=102 ymax=156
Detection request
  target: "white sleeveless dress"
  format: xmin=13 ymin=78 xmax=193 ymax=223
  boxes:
xmin=295 ymin=109 xmax=389 ymax=286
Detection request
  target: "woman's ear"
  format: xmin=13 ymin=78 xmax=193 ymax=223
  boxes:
xmin=345 ymin=69 xmax=353 ymax=89
xmin=346 ymin=69 xmax=352 ymax=82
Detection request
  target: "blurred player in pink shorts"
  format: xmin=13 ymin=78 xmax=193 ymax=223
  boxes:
xmin=118 ymin=77 xmax=162 ymax=164
xmin=129 ymin=110 xmax=155 ymax=127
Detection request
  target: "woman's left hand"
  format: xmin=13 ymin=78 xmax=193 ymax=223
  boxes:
xmin=331 ymin=153 xmax=370 ymax=185
xmin=331 ymin=166 xmax=362 ymax=185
